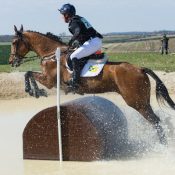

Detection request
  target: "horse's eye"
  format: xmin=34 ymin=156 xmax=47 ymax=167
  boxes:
xmin=12 ymin=39 xmax=19 ymax=45
xmin=12 ymin=41 xmax=16 ymax=45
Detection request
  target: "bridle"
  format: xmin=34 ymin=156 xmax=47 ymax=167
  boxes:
xmin=10 ymin=36 xmax=38 ymax=66
xmin=10 ymin=34 xmax=74 ymax=67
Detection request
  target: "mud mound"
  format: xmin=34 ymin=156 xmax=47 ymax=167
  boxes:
xmin=0 ymin=71 xmax=174 ymax=100
xmin=0 ymin=72 xmax=56 ymax=99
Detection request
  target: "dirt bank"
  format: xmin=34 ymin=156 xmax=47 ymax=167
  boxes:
xmin=0 ymin=71 xmax=174 ymax=100
xmin=0 ymin=72 xmax=56 ymax=99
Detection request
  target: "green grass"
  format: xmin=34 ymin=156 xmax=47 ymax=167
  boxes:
xmin=0 ymin=42 xmax=11 ymax=45
xmin=0 ymin=45 xmax=11 ymax=64
xmin=0 ymin=52 xmax=175 ymax=73
xmin=0 ymin=59 xmax=41 ymax=73
xmin=108 ymin=52 xmax=175 ymax=72
xmin=0 ymin=51 xmax=41 ymax=72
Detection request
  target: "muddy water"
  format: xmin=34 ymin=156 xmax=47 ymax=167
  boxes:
xmin=0 ymin=93 xmax=175 ymax=175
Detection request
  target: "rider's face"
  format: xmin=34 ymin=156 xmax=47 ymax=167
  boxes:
xmin=62 ymin=14 xmax=70 ymax=23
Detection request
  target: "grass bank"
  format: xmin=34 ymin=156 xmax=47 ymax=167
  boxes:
xmin=0 ymin=52 xmax=175 ymax=73
xmin=108 ymin=52 xmax=175 ymax=72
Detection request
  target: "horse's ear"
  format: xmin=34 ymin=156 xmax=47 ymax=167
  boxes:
xmin=20 ymin=25 xmax=24 ymax=33
xmin=14 ymin=25 xmax=18 ymax=34
xmin=14 ymin=25 xmax=23 ymax=38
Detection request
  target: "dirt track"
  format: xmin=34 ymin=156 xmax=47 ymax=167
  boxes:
xmin=0 ymin=71 xmax=175 ymax=100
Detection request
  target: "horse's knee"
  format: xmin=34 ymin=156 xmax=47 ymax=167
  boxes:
xmin=25 ymin=71 xmax=32 ymax=78
xmin=46 ymin=85 xmax=53 ymax=89
xmin=45 ymin=81 xmax=55 ymax=89
xmin=123 ymin=98 xmax=140 ymax=110
xmin=136 ymin=105 xmax=161 ymax=125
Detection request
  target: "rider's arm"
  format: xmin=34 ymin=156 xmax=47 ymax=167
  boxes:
xmin=68 ymin=21 xmax=81 ymax=46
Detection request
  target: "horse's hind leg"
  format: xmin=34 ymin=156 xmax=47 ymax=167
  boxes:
xmin=116 ymin=67 xmax=167 ymax=144
xmin=137 ymin=105 xmax=167 ymax=145
xmin=122 ymin=93 xmax=167 ymax=144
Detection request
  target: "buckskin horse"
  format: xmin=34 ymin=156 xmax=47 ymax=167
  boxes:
xmin=9 ymin=25 xmax=175 ymax=145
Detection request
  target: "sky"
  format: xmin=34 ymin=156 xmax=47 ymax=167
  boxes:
xmin=1 ymin=0 xmax=175 ymax=35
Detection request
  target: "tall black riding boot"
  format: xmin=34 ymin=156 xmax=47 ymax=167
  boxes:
xmin=69 ymin=57 xmax=81 ymax=90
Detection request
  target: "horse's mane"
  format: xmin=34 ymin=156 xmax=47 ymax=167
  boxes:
xmin=26 ymin=30 xmax=66 ymax=44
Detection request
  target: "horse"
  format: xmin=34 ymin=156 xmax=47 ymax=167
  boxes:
xmin=9 ymin=25 xmax=175 ymax=145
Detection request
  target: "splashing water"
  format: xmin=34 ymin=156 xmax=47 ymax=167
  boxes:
xmin=0 ymin=95 xmax=175 ymax=175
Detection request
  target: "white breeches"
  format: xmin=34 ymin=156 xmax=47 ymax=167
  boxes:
xmin=70 ymin=37 xmax=102 ymax=60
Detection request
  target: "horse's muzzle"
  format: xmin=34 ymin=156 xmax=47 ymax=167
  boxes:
xmin=10 ymin=60 xmax=20 ymax=67
xmin=9 ymin=56 xmax=22 ymax=67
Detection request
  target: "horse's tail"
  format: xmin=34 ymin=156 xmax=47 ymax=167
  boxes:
xmin=142 ymin=67 xmax=175 ymax=110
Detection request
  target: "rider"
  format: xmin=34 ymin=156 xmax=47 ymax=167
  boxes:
xmin=161 ymin=34 xmax=169 ymax=55
xmin=58 ymin=3 xmax=103 ymax=89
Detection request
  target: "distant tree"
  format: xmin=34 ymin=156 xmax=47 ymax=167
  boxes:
xmin=0 ymin=35 xmax=13 ymax=42
xmin=59 ymin=32 xmax=66 ymax=37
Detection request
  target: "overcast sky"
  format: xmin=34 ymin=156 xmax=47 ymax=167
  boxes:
xmin=1 ymin=0 xmax=175 ymax=35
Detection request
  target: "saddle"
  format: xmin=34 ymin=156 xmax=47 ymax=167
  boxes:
xmin=66 ymin=50 xmax=108 ymax=77
xmin=66 ymin=50 xmax=105 ymax=71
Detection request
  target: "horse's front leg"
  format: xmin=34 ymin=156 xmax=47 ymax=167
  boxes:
xmin=29 ymin=71 xmax=56 ymax=98
xmin=24 ymin=71 xmax=49 ymax=98
xmin=24 ymin=71 xmax=35 ymax=96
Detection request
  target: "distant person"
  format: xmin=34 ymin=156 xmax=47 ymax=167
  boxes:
xmin=161 ymin=34 xmax=169 ymax=55
xmin=58 ymin=3 xmax=103 ymax=90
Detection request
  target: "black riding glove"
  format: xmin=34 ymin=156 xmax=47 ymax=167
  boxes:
xmin=68 ymin=39 xmax=74 ymax=47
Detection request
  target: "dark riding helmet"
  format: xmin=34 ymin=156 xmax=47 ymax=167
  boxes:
xmin=58 ymin=4 xmax=76 ymax=17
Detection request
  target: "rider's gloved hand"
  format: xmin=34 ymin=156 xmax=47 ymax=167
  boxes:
xmin=72 ymin=40 xmax=80 ymax=48
xmin=68 ymin=40 xmax=80 ymax=50
xmin=68 ymin=39 xmax=73 ymax=47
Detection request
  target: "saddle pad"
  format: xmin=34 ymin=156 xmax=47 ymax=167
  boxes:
xmin=81 ymin=54 xmax=108 ymax=77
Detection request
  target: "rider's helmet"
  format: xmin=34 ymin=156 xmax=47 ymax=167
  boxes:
xmin=58 ymin=4 xmax=76 ymax=17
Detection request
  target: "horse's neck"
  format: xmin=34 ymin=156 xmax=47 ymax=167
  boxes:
xmin=24 ymin=32 xmax=66 ymax=57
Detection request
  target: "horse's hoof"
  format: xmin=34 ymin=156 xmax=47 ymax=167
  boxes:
xmin=29 ymin=89 xmax=34 ymax=96
xmin=65 ymin=91 xmax=68 ymax=95
xmin=25 ymin=88 xmax=30 ymax=93
xmin=39 ymin=89 xmax=48 ymax=97
xmin=31 ymin=89 xmax=40 ymax=98
xmin=34 ymin=89 xmax=48 ymax=98
xmin=66 ymin=85 xmax=79 ymax=94
xmin=64 ymin=86 xmax=72 ymax=94
xmin=160 ymin=136 xmax=168 ymax=146
xmin=34 ymin=92 xmax=40 ymax=98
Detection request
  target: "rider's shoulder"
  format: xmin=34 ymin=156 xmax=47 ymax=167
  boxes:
xmin=70 ymin=15 xmax=82 ymax=25
xmin=71 ymin=15 xmax=82 ymax=20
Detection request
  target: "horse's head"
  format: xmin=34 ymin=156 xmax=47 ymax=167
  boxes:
xmin=9 ymin=25 xmax=30 ymax=67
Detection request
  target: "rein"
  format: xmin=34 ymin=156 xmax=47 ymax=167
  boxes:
xmin=10 ymin=53 xmax=39 ymax=63
xmin=41 ymin=47 xmax=71 ymax=62
xmin=11 ymin=48 xmax=70 ymax=64
xmin=40 ymin=48 xmax=72 ymax=72
xmin=23 ymin=55 xmax=39 ymax=63
xmin=22 ymin=55 xmax=39 ymax=63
